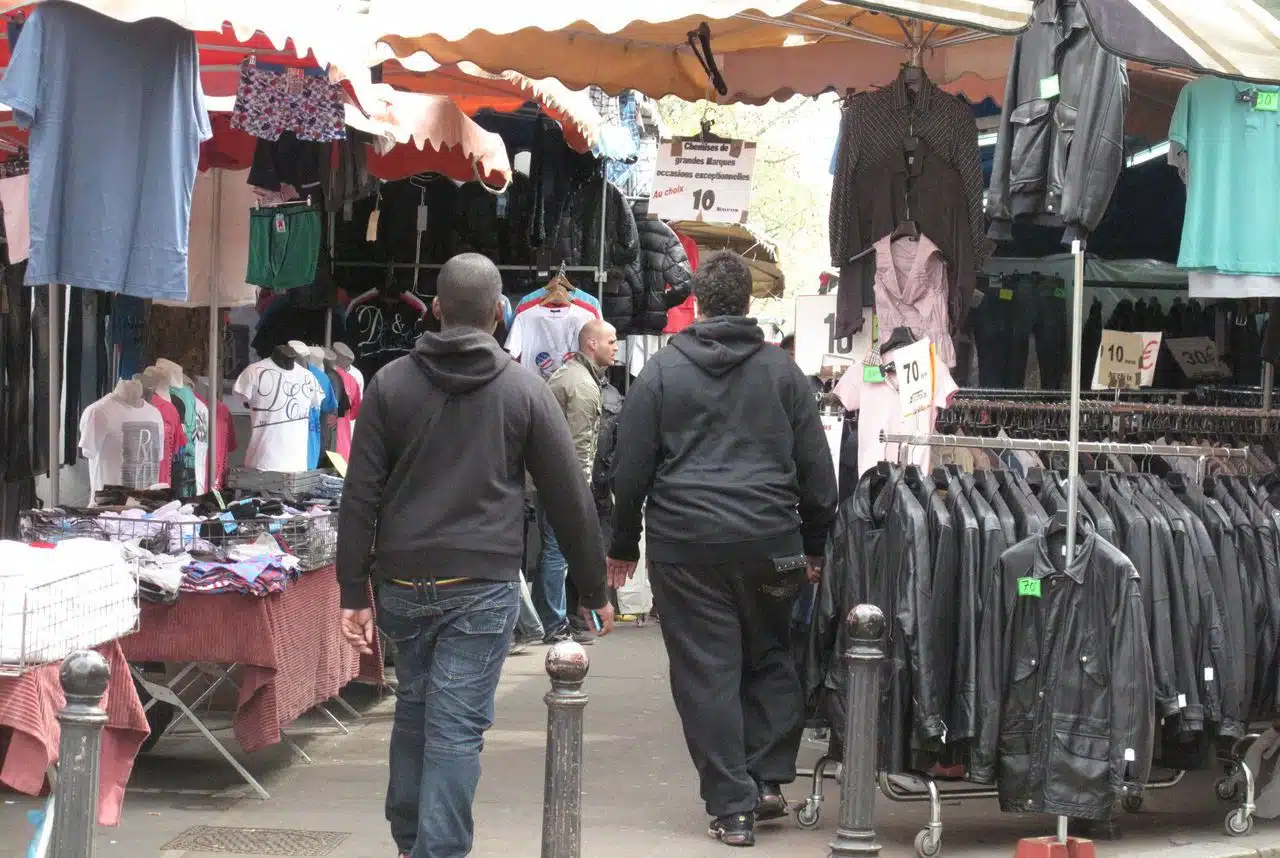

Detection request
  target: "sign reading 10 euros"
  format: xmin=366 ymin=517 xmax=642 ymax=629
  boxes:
xmin=649 ymin=137 xmax=757 ymax=224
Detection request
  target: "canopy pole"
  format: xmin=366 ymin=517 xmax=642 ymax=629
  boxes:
xmin=1263 ymin=362 xmax=1273 ymax=435
xmin=327 ymin=211 xmax=337 ymax=349
xmin=206 ymin=170 xmax=223 ymax=490
xmin=47 ymin=283 xmax=61 ymax=506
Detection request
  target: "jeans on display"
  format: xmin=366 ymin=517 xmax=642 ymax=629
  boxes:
xmin=533 ymin=504 xmax=569 ymax=634
xmin=377 ymin=580 xmax=520 ymax=858
xmin=1029 ymin=280 xmax=1069 ymax=390
xmin=972 ymin=280 xmax=1033 ymax=388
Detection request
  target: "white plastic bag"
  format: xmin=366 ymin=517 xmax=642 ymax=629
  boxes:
xmin=617 ymin=540 xmax=653 ymax=616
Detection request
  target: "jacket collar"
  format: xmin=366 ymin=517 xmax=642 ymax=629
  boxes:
xmin=891 ymin=72 xmax=934 ymax=113
xmin=1034 ymin=0 xmax=1089 ymax=31
xmin=572 ymin=351 xmax=606 ymax=385
xmin=1034 ymin=526 xmax=1095 ymax=585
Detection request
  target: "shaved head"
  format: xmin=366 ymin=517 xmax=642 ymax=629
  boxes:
xmin=578 ymin=318 xmax=619 ymax=369
xmin=435 ymin=253 xmax=503 ymax=332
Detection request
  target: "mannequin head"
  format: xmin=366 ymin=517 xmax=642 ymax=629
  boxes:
xmin=307 ymin=346 xmax=324 ymax=368
xmin=332 ymin=342 xmax=355 ymax=370
xmin=155 ymin=358 xmax=185 ymax=389
xmin=141 ymin=366 xmax=170 ymax=399
xmin=113 ymin=378 xmax=144 ymax=405
xmin=287 ymin=340 xmax=310 ymax=361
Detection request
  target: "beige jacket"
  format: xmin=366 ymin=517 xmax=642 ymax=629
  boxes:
xmin=548 ymin=353 xmax=605 ymax=482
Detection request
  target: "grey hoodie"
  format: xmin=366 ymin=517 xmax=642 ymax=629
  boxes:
xmin=609 ymin=316 xmax=838 ymax=566
xmin=337 ymin=327 xmax=607 ymax=610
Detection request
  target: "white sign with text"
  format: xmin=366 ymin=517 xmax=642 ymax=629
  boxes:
xmin=794 ymin=296 xmax=872 ymax=377
xmin=649 ymin=137 xmax=757 ymax=224
xmin=892 ymin=338 xmax=934 ymax=418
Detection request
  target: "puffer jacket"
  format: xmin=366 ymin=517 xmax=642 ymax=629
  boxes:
xmin=986 ymin=0 xmax=1128 ymax=244
xmin=551 ymin=176 xmax=641 ymax=335
xmin=633 ymin=218 xmax=693 ymax=334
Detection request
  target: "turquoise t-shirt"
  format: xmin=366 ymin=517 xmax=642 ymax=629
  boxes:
xmin=1170 ymin=75 xmax=1280 ymax=276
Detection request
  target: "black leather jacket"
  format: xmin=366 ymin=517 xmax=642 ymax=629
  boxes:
xmin=974 ymin=527 xmax=1154 ymax=821
xmin=986 ymin=0 xmax=1129 ymax=244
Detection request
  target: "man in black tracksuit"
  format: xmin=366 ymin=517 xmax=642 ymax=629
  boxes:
xmin=606 ymin=251 xmax=838 ymax=847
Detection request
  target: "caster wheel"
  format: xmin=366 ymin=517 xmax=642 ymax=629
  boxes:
xmin=914 ymin=829 xmax=942 ymax=858
xmin=1224 ymin=809 xmax=1255 ymax=837
xmin=1122 ymin=794 xmax=1143 ymax=813
xmin=794 ymin=801 xmax=821 ymax=830
xmin=1216 ymin=777 xmax=1241 ymax=802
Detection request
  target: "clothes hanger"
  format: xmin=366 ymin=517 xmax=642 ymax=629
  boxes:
xmin=541 ymin=264 xmax=572 ymax=307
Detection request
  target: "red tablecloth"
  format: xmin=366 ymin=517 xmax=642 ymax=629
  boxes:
xmin=0 ymin=641 xmax=149 ymax=826
xmin=120 ymin=565 xmax=382 ymax=754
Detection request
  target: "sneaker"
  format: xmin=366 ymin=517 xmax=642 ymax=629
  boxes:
xmin=543 ymin=624 xmax=596 ymax=646
xmin=756 ymin=783 xmax=788 ymax=822
xmin=708 ymin=813 xmax=755 ymax=847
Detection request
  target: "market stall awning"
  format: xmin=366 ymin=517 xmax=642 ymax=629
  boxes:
xmin=372 ymin=1 xmax=1033 ymax=104
xmin=670 ymin=219 xmax=784 ymax=299
xmin=379 ymin=62 xmax=603 ymax=154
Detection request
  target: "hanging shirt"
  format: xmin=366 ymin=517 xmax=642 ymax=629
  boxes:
xmin=834 ymin=349 xmax=958 ymax=479
xmin=170 ymin=386 xmax=205 ymax=496
xmin=148 ymin=394 xmax=188 ymax=488
xmin=78 ymin=393 xmax=166 ymax=495
xmin=333 ymin=367 xmax=362 ymax=461
xmin=1170 ymin=75 xmax=1280 ymax=276
xmin=343 ymin=289 xmax=429 ymax=380
xmin=233 ymin=358 xmax=324 ymax=473
xmin=306 ymin=364 xmax=339 ymax=470
xmin=514 ymin=286 xmax=602 ymax=319
xmin=0 ymin=2 xmax=212 ymax=300
xmin=872 ymin=233 xmax=956 ymax=368
xmin=158 ymin=169 xmax=260 ymax=309
xmin=206 ymin=396 xmax=237 ymax=491
xmin=505 ymin=302 xmax=598 ymax=379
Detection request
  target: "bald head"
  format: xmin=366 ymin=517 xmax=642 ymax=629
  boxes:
xmin=434 ymin=253 xmax=503 ymax=332
xmin=578 ymin=318 xmax=618 ymax=369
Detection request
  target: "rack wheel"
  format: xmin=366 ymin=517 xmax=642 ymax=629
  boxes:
xmin=1224 ymin=808 xmax=1255 ymax=837
xmin=1216 ymin=777 xmax=1241 ymax=802
xmin=914 ymin=829 xmax=941 ymax=858
xmin=794 ymin=800 xmax=821 ymax=830
xmin=1122 ymin=794 xmax=1143 ymax=813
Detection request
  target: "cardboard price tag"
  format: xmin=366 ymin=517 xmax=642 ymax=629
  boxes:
xmin=1017 ymin=577 xmax=1042 ymax=598
xmin=1166 ymin=337 xmax=1231 ymax=380
xmin=1096 ymin=329 xmax=1144 ymax=389
xmin=893 ymin=338 xmax=934 ymax=418
xmin=1256 ymin=90 xmax=1279 ymax=112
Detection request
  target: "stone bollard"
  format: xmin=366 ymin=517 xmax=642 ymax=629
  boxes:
xmin=541 ymin=641 xmax=589 ymax=858
xmin=827 ymin=604 xmax=887 ymax=858
xmin=51 ymin=650 xmax=111 ymax=858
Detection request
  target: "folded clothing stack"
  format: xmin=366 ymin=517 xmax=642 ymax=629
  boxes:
xmin=181 ymin=545 xmax=302 ymax=597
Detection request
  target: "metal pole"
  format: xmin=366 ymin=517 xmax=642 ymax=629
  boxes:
xmin=47 ymin=283 xmax=62 ymax=505
xmin=1262 ymin=362 xmax=1273 ymax=435
xmin=597 ymin=168 xmax=608 ymax=305
xmin=542 ymin=641 xmax=589 ymax=858
xmin=206 ymin=170 xmax=222 ymax=490
xmin=827 ymin=604 xmax=886 ymax=858
xmin=1065 ymin=241 xmax=1085 ymax=563
xmin=50 ymin=650 xmax=110 ymax=858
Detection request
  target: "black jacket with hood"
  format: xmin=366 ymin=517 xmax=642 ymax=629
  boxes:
xmin=634 ymin=218 xmax=692 ymax=334
xmin=336 ymin=327 xmax=608 ymax=611
xmin=608 ymin=317 xmax=838 ymax=566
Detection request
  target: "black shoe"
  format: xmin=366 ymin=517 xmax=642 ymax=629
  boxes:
xmin=756 ymin=783 xmax=788 ymax=822
xmin=543 ymin=624 xmax=596 ymax=646
xmin=708 ymin=813 xmax=755 ymax=847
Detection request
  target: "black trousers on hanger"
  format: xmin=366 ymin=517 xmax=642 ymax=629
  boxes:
xmin=2 ymin=263 xmax=32 ymax=481
xmin=650 ymin=559 xmax=806 ymax=818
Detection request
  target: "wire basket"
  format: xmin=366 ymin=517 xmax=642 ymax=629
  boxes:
xmin=0 ymin=556 xmax=140 ymax=677
xmin=20 ymin=509 xmax=175 ymax=550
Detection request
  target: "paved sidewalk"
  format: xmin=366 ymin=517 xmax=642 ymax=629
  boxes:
xmin=2 ymin=622 xmax=1278 ymax=857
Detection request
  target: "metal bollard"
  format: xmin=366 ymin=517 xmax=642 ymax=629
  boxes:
xmin=827 ymin=604 xmax=887 ymax=858
xmin=541 ymin=641 xmax=589 ymax=858
xmin=51 ymin=650 xmax=111 ymax=858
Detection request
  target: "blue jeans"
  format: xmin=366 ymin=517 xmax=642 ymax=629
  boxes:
xmin=377 ymin=580 xmax=520 ymax=858
xmin=533 ymin=506 xmax=568 ymax=633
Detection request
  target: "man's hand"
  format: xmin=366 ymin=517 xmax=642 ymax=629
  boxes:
xmin=341 ymin=608 xmax=375 ymax=655
xmin=606 ymin=557 xmax=638 ymax=589
xmin=580 ymin=602 xmax=616 ymax=637
xmin=806 ymin=555 xmax=824 ymax=584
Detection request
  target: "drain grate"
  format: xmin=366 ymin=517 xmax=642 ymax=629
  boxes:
xmin=161 ymin=826 xmax=349 ymax=856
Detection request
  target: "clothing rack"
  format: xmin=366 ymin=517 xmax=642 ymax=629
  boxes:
xmin=944 ymin=398 xmax=1275 ymax=421
xmin=332 ymin=261 xmax=602 ymax=274
xmin=881 ymin=431 xmax=1248 ymax=467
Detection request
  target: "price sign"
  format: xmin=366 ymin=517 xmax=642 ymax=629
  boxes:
xmin=892 ymin=338 xmax=934 ymax=418
xmin=1256 ymin=89 xmax=1279 ymax=112
xmin=649 ymin=137 xmax=757 ymax=223
xmin=1095 ymin=329 xmax=1144 ymax=389
xmin=793 ymin=296 xmax=872 ymax=376
xmin=1166 ymin=336 xmax=1232 ymax=380
xmin=1017 ymin=577 xmax=1042 ymax=598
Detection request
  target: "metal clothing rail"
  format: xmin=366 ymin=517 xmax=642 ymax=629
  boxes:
xmin=332 ymin=261 xmax=602 ymax=273
xmin=945 ymin=399 xmax=1276 ymax=420
xmin=879 ymin=431 xmax=1249 ymax=461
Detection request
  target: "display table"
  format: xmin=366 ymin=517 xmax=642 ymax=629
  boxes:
xmin=0 ymin=641 xmax=148 ymax=826
xmin=119 ymin=565 xmax=382 ymax=797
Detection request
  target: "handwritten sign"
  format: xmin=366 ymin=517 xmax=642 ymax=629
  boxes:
xmin=1166 ymin=336 xmax=1231 ymax=381
xmin=1094 ymin=330 xmax=1144 ymax=390
xmin=649 ymin=137 xmax=757 ymax=224
xmin=893 ymin=338 xmax=934 ymax=418
xmin=1017 ymin=577 xmax=1042 ymax=598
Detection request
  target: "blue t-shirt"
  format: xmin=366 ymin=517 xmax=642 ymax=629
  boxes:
xmin=0 ymin=2 xmax=212 ymax=300
xmin=1170 ymin=75 xmax=1280 ymax=276
xmin=306 ymin=365 xmax=339 ymax=469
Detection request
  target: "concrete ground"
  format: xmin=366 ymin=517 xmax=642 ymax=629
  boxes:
xmin=2 ymin=621 xmax=1278 ymax=858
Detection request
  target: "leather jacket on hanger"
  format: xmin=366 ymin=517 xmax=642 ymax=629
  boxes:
xmin=973 ymin=527 xmax=1154 ymax=820
xmin=986 ymin=0 xmax=1129 ymax=245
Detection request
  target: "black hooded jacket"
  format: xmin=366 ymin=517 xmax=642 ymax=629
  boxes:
xmin=608 ymin=317 xmax=838 ymax=566
xmin=634 ymin=218 xmax=692 ymax=334
xmin=337 ymin=328 xmax=608 ymax=610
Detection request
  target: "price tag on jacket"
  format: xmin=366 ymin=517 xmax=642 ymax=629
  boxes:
xmin=1039 ymin=75 xmax=1061 ymax=100
xmin=1017 ymin=577 xmax=1042 ymax=598
xmin=1166 ymin=336 xmax=1231 ymax=381
xmin=1255 ymin=89 xmax=1279 ymax=112
xmin=1095 ymin=329 xmax=1143 ymax=389
xmin=891 ymin=338 xmax=933 ymax=418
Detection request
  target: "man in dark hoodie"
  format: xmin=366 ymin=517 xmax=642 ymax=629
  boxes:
xmin=607 ymin=251 xmax=838 ymax=847
xmin=337 ymin=253 xmax=613 ymax=858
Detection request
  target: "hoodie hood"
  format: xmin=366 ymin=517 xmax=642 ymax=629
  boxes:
xmin=412 ymin=327 xmax=510 ymax=394
xmin=670 ymin=316 xmax=765 ymax=378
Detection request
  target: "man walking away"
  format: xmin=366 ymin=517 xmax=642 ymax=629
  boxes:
xmin=337 ymin=252 xmax=614 ymax=858
xmin=537 ymin=319 xmax=618 ymax=643
xmin=607 ymin=252 xmax=837 ymax=847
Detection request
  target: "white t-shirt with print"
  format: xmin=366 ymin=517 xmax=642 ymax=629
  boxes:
xmin=78 ymin=393 xmax=166 ymax=495
xmin=189 ymin=396 xmax=211 ymax=495
xmin=233 ymin=358 xmax=323 ymax=472
xmin=505 ymin=302 xmax=597 ymax=379
xmin=835 ymin=348 xmax=958 ymax=479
